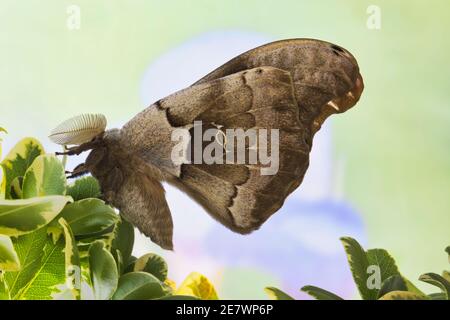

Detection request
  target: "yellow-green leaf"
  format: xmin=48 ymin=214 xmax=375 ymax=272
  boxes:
xmin=301 ymin=285 xmax=343 ymax=300
xmin=133 ymin=253 xmax=168 ymax=282
xmin=340 ymin=237 xmax=402 ymax=300
xmin=9 ymin=176 xmax=23 ymax=199
xmin=264 ymin=286 xmax=295 ymax=300
xmin=5 ymin=228 xmax=66 ymax=300
xmin=419 ymin=273 xmax=450 ymax=299
xmin=0 ymin=196 xmax=72 ymax=236
xmin=0 ymin=235 xmax=20 ymax=271
xmin=379 ymin=291 xmax=429 ymax=300
xmin=59 ymin=218 xmax=81 ymax=300
xmin=22 ymin=154 xmax=66 ymax=198
xmin=176 ymin=272 xmax=218 ymax=300
xmin=0 ymin=276 xmax=10 ymax=300
xmin=1 ymin=138 xmax=44 ymax=199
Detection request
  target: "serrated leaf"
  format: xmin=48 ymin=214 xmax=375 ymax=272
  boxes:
xmin=66 ymin=176 xmax=101 ymax=201
xmin=340 ymin=237 xmax=371 ymax=299
xmin=5 ymin=228 xmax=66 ymax=300
xmin=0 ymin=196 xmax=72 ymax=236
xmin=1 ymin=138 xmax=44 ymax=199
xmin=58 ymin=198 xmax=118 ymax=238
xmin=366 ymin=248 xmax=401 ymax=298
xmin=0 ymin=235 xmax=20 ymax=271
xmin=377 ymin=275 xmax=407 ymax=299
xmin=176 ymin=272 xmax=218 ymax=300
xmin=133 ymin=253 xmax=168 ymax=282
xmin=340 ymin=237 xmax=402 ymax=300
xmin=419 ymin=273 xmax=450 ymax=299
xmin=22 ymin=154 xmax=66 ymax=198
xmin=379 ymin=291 xmax=429 ymax=300
xmin=264 ymin=286 xmax=295 ymax=300
xmin=59 ymin=218 xmax=80 ymax=300
xmin=89 ymin=241 xmax=118 ymax=300
xmin=112 ymin=272 xmax=167 ymax=300
xmin=111 ymin=217 xmax=134 ymax=268
xmin=301 ymin=285 xmax=343 ymax=300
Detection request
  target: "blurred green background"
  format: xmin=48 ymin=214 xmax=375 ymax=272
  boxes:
xmin=1 ymin=0 xmax=449 ymax=298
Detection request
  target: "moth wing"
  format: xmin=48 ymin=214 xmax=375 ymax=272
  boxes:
xmin=195 ymin=38 xmax=364 ymax=133
xmin=113 ymin=169 xmax=174 ymax=250
xmin=123 ymin=66 xmax=309 ymax=233
xmin=120 ymin=39 xmax=364 ymax=235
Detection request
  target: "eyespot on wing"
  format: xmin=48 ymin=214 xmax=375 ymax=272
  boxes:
xmin=49 ymin=113 xmax=107 ymax=145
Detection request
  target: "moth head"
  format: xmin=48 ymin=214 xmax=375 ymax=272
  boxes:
xmin=49 ymin=113 xmax=107 ymax=146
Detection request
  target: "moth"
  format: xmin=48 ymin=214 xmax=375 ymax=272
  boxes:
xmin=49 ymin=39 xmax=364 ymax=250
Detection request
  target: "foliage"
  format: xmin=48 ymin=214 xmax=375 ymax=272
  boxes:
xmin=0 ymin=136 xmax=218 ymax=300
xmin=265 ymin=237 xmax=450 ymax=300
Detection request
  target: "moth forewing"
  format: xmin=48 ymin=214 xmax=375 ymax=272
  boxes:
xmin=49 ymin=113 xmax=107 ymax=145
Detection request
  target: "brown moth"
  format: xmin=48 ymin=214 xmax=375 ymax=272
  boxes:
xmin=50 ymin=39 xmax=364 ymax=250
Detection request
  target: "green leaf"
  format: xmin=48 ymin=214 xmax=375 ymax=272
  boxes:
xmin=340 ymin=237 xmax=371 ymax=299
xmin=124 ymin=256 xmax=138 ymax=273
xmin=366 ymin=248 xmax=401 ymax=296
xmin=0 ymin=196 xmax=72 ymax=236
xmin=59 ymin=218 xmax=81 ymax=300
xmin=340 ymin=237 xmax=402 ymax=300
xmin=377 ymin=275 xmax=408 ymax=299
xmin=89 ymin=240 xmax=118 ymax=300
xmin=59 ymin=198 xmax=118 ymax=238
xmin=112 ymin=272 xmax=168 ymax=300
xmin=264 ymin=286 xmax=295 ymax=300
xmin=3 ymin=229 xmax=48 ymax=298
xmin=419 ymin=273 xmax=450 ymax=299
xmin=428 ymin=292 xmax=447 ymax=300
xmin=158 ymin=295 xmax=200 ymax=300
xmin=114 ymin=249 xmax=124 ymax=275
xmin=132 ymin=253 xmax=168 ymax=282
xmin=176 ymin=272 xmax=218 ymax=300
xmin=111 ymin=217 xmax=134 ymax=268
xmin=9 ymin=176 xmax=23 ymax=199
xmin=443 ymin=271 xmax=450 ymax=283
xmin=379 ymin=291 xmax=429 ymax=300
xmin=301 ymin=285 xmax=343 ymax=300
xmin=66 ymin=176 xmax=101 ymax=201
xmin=1 ymin=138 xmax=44 ymax=199
xmin=0 ymin=235 xmax=20 ymax=271
xmin=0 ymin=276 xmax=10 ymax=300
xmin=22 ymin=154 xmax=66 ymax=198
xmin=5 ymin=228 xmax=66 ymax=300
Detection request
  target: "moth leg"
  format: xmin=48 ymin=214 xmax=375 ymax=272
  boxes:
xmin=56 ymin=136 xmax=104 ymax=156
xmin=66 ymin=163 xmax=89 ymax=179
